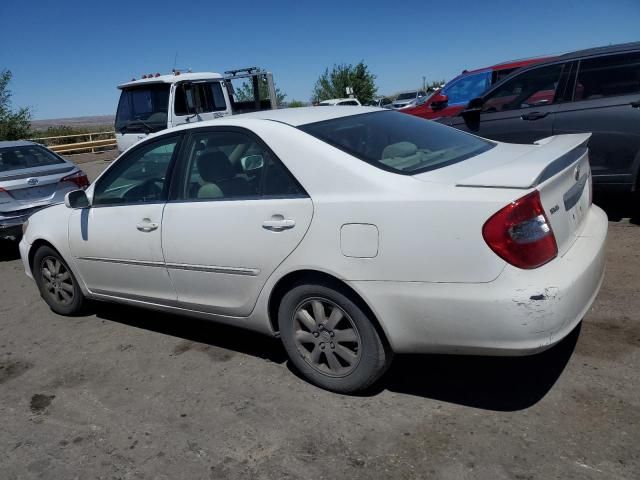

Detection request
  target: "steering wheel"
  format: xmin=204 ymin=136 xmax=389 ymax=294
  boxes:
xmin=122 ymin=177 xmax=164 ymax=202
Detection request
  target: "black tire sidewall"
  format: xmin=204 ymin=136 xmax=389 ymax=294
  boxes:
xmin=279 ymin=283 xmax=390 ymax=393
xmin=33 ymin=246 xmax=84 ymax=316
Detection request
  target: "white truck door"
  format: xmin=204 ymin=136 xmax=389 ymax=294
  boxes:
xmin=170 ymin=81 xmax=231 ymax=128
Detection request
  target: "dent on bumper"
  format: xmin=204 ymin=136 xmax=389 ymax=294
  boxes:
xmin=349 ymin=206 xmax=608 ymax=356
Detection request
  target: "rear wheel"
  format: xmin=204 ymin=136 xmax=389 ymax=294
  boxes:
xmin=279 ymin=283 xmax=391 ymax=393
xmin=33 ymin=246 xmax=85 ymax=316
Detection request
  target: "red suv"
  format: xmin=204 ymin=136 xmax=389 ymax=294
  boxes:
xmin=402 ymin=56 xmax=555 ymax=120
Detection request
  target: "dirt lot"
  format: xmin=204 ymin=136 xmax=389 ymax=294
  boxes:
xmin=0 ymin=158 xmax=638 ymax=480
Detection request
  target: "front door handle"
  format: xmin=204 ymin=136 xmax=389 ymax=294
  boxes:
xmin=631 ymin=100 xmax=640 ymax=108
xmin=136 ymin=219 xmax=159 ymax=232
xmin=262 ymin=216 xmax=295 ymax=232
xmin=521 ymin=111 xmax=549 ymax=121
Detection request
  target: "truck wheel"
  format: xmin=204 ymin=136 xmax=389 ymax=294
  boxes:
xmin=33 ymin=245 xmax=85 ymax=316
xmin=278 ymin=283 xmax=391 ymax=393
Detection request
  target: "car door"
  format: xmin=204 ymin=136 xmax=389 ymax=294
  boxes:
xmin=161 ymin=127 xmax=313 ymax=317
xmin=553 ymin=51 xmax=640 ymax=189
xmin=68 ymin=134 xmax=182 ymax=302
xmin=442 ymin=62 xmax=568 ymax=144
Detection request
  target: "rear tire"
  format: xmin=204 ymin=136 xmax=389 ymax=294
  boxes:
xmin=279 ymin=282 xmax=391 ymax=393
xmin=33 ymin=246 xmax=85 ymax=316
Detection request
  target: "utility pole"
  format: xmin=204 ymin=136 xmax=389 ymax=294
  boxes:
xmin=422 ymin=76 xmax=426 ymax=91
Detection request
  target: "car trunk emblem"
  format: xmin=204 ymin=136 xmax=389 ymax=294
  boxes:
xmin=27 ymin=177 xmax=39 ymax=186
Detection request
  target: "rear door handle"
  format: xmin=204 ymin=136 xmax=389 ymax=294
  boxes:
xmin=136 ymin=219 xmax=159 ymax=232
xmin=631 ymin=100 xmax=640 ymax=108
xmin=521 ymin=111 xmax=549 ymax=121
xmin=262 ymin=217 xmax=295 ymax=231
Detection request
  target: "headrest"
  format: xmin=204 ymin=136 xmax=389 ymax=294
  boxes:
xmin=197 ymin=151 xmax=236 ymax=182
xmin=382 ymin=142 xmax=418 ymax=159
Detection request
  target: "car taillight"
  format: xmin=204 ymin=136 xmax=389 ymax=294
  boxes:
xmin=482 ymin=190 xmax=558 ymax=269
xmin=61 ymin=171 xmax=89 ymax=189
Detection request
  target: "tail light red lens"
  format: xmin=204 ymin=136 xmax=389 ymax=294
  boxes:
xmin=482 ymin=190 xmax=558 ymax=269
xmin=61 ymin=171 xmax=90 ymax=189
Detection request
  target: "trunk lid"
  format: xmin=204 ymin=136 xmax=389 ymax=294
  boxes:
xmin=0 ymin=164 xmax=76 ymax=205
xmin=414 ymin=133 xmax=592 ymax=257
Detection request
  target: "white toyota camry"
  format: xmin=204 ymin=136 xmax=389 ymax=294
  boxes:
xmin=19 ymin=107 xmax=607 ymax=393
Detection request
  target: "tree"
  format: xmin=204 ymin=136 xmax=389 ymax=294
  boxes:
xmin=312 ymin=62 xmax=377 ymax=105
xmin=0 ymin=69 xmax=31 ymax=141
xmin=233 ymin=78 xmax=287 ymax=107
xmin=286 ymin=100 xmax=306 ymax=108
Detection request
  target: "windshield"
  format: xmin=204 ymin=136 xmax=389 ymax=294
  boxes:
xmin=0 ymin=145 xmax=64 ymax=173
xmin=442 ymin=71 xmax=492 ymax=105
xmin=299 ymin=111 xmax=494 ymax=174
xmin=115 ymin=84 xmax=170 ymax=133
xmin=395 ymin=92 xmax=417 ymax=100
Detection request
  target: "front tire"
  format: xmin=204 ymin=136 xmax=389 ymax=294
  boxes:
xmin=33 ymin=245 xmax=85 ymax=316
xmin=279 ymin=283 xmax=391 ymax=393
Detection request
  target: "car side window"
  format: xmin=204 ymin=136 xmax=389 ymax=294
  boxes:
xmin=573 ymin=52 xmax=640 ymax=101
xmin=180 ymin=130 xmax=303 ymax=201
xmin=443 ymin=72 xmax=491 ymax=105
xmin=482 ymin=64 xmax=565 ymax=112
xmin=93 ymin=135 xmax=179 ymax=206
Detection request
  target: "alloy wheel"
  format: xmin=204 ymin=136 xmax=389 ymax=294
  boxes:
xmin=292 ymin=298 xmax=362 ymax=377
xmin=40 ymin=256 xmax=74 ymax=306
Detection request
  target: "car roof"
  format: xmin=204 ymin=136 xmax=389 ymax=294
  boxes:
xmin=557 ymin=41 xmax=640 ymax=61
xmin=165 ymin=106 xmax=381 ymax=129
xmin=0 ymin=140 xmax=37 ymax=149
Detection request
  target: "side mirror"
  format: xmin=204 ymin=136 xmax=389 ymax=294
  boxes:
xmin=461 ymin=97 xmax=484 ymax=117
xmin=240 ymin=154 xmax=264 ymax=172
xmin=430 ymin=93 xmax=449 ymax=111
xmin=65 ymin=190 xmax=90 ymax=209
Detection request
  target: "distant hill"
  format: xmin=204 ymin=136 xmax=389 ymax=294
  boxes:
xmin=31 ymin=115 xmax=115 ymax=130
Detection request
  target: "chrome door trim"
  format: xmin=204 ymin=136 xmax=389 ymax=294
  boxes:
xmin=166 ymin=263 xmax=260 ymax=276
xmin=78 ymin=256 xmax=259 ymax=276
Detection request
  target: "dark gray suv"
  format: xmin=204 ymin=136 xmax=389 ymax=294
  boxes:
xmin=439 ymin=42 xmax=640 ymax=192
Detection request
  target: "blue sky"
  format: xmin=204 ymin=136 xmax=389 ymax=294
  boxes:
xmin=1 ymin=0 xmax=639 ymax=119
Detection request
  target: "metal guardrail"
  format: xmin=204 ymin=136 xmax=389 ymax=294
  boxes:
xmin=29 ymin=131 xmax=117 ymax=155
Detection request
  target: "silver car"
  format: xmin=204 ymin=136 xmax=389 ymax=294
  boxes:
xmin=0 ymin=141 xmax=89 ymax=240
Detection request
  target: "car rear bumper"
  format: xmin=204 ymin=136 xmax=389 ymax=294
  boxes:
xmin=349 ymin=205 xmax=608 ymax=355
xmin=0 ymin=213 xmax=29 ymax=238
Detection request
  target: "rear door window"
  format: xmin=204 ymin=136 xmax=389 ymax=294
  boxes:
xmin=573 ymin=52 xmax=640 ymax=101
xmin=176 ymin=129 xmax=304 ymax=201
xmin=482 ymin=63 xmax=564 ymax=112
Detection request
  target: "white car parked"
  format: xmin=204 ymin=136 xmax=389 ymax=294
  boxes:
xmin=20 ymin=107 xmax=607 ymax=393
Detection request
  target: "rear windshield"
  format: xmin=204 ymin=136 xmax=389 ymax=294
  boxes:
xmin=299 ymin=111 xmax=494 ymax=174
xmin=115 ymin=84 xmax=170 ymax=133
xmin=0 ymin=145 xmax=64 ymax=173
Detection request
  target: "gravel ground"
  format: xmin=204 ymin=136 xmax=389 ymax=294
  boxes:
xmin=0 ymin=158 xmax=638 ymax=479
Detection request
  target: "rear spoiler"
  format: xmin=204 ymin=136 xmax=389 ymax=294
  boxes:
xmin=457 ymin=133 xmax=591 ymax=189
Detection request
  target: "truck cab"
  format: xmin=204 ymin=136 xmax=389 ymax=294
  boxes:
xmin=115 ymin=67 xmax=277 ymax=153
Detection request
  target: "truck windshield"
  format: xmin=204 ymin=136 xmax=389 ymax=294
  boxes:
xmin=299 ymin=111 xmax=494 ymax=175
xmin=115 ymin=84 xmax=170 ymax=133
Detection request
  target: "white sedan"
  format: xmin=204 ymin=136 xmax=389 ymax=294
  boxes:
xmin=19 ymin=107 xmax=607 ymax=393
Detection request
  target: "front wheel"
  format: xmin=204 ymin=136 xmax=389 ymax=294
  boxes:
xmin=278 ymin=283 xmax=391 ymax=393
xmin=33 ymin=246 xmax=85 ymax=316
